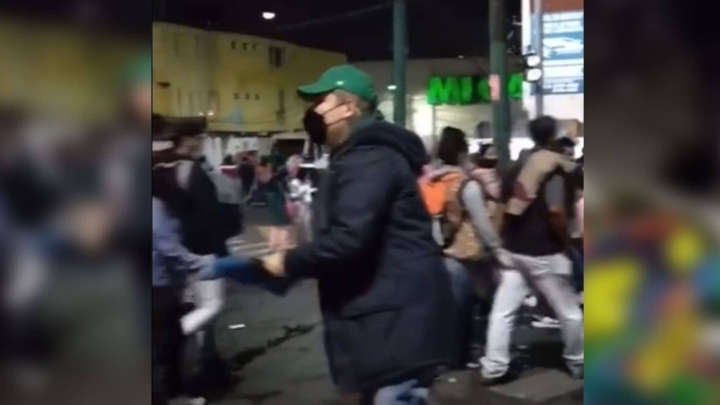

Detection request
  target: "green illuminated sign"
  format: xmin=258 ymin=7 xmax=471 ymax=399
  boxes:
xmin=426 ymin=73 xmax=524 ymax=105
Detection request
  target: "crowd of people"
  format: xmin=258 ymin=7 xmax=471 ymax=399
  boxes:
xmin=150 ymin=64 xmax=585 ymax=405
xmin=150 ymin=117 xmax=322 ymax=404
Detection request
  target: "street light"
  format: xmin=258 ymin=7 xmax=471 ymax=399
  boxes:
xmin=262 ymin=12 xmax=276 ymax=20
xmin=387 ymin=84 xmax=397 ymax=91
xmin=523 ymin=52 xmax=543 ymax=82
xmin=525 ymin=68 xmax=542 ymax=82
xmin=526 ymin=54 xmax=541 ymax=68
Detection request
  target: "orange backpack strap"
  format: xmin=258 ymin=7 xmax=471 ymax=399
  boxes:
xmin=418 ymin=177 xmax=447 ymax=216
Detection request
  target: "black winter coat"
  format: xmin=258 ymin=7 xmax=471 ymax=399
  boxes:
xmin=284 ymin=119 xmax=456 ymax=391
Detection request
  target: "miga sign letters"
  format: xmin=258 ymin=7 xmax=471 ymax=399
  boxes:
xmin=426 ymin=74 xmax=524 ymax=105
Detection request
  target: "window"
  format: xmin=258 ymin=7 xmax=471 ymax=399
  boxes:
xmin=234 ymin=93 xmax=239 ymax=100
xmin=231 ymin=41 xmax=236 ymax=50
xmin=269 ymin=46 xmax=285 ymax=67
xmin=243 ymin=43 xmax=248 ymax=50
xmin=255 ymin=93 xmax=260 ymax=100
xmin=252 ymin=43 xmax=258 ymax=50
xmin=245 ymin=93 xmax=250 ymax=100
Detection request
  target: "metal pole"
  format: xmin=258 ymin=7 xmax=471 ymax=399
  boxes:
xmin=534 ymin=0 xmax=544 ymax=117
xmin=392 ymin=0 xmax=407 ymax=127
xmin=490 ymin=0 xmax=511 ymax=168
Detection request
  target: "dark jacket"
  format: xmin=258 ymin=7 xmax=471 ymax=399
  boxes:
xmin=152 ymin=151 xmax=229 ymax=256
xmin=500 ymin=148 xmax=576 ymax=256
xmin=284 ymin=119 xmax=456 ymax=391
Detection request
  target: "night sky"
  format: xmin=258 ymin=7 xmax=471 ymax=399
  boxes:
xmin=153 ymin=0 xmax=521 ymax=61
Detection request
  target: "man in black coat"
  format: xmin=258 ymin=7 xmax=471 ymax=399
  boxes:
xmin=260 ymin=65 xmax=456 ymax=404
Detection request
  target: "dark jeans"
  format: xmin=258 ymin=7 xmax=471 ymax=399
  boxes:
xmin=443 ymin=257 xmax=490 ymax=368
xmin=360 ymin=379 xmax=430 ymax=405
xmin=152 ymin=286 xmax=185 ymax=402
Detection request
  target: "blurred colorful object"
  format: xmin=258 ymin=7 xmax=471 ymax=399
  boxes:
xmin=586 ymin=212 xmax=719 ymax=405
xmin=694 ymin=255 xmax=720 ymax=312
xmin=585 ymin=257 xmax=641 ymax=342
xmin=666 ymin=226 xmax=706 ymax=275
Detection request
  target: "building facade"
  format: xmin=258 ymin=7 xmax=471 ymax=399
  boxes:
xmin=152 ymin=22 xmax=346 ymax=134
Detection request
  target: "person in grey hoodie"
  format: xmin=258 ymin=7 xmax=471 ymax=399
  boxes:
xmin=426 ymin=127 xmax=513 ymax=368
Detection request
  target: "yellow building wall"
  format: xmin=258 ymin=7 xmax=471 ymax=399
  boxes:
xmin=0 ymin=16 xmax=144 ymax=124
xmin=152 ymin=22 xmax=346 ymax=133
xmin=152 ymin=22 xmax=214 ymax=118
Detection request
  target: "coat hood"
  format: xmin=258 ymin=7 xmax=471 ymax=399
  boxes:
xmin=341 ymin=120 xmax=429 ymax=176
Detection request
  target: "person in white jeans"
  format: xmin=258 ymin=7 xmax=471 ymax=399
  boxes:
xmin=182 ymin=276 xmax=225 ymax=360
xmin=480 ymin=253 xmax=583 ymax=379
xmin=480 ymin=116 xmax=584 ymax=382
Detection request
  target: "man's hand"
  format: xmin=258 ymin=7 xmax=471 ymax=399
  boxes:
xmin=493 ymin=247 xmax=514 ymax=269
xmin=261 ymin=252 xmax=286 ymax=277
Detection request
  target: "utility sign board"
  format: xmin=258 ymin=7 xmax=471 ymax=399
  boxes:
xmin=533 ymin=11 xmax=584 ymax=95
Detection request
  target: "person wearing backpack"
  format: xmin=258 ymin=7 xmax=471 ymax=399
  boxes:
xmin=418 ymin=127 xmax=513 ymax=369
xmin=470 ymin=144 xmax=502 ymax=229
xmin=152 ymin=132 xmax=235 ymax=397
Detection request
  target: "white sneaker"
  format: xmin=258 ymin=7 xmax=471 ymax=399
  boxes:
xmin=169 ymin=396 xmax=207 ymax=405
xmin=531 ymin=315 xmax=561 ymax=328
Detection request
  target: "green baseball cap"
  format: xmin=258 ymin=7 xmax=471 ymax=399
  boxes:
xmin=121 ymin=51 xmax=152 ymax=88
xmin=297 ymin=65 xmax=377 ymax=108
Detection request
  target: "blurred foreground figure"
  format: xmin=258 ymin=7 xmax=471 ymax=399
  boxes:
xmin=0 ymin=109 xmax=58 ymax=396
xmin=584 ymin=196 xmax=720 ymax=405
xmin=105 ymin=52 xmax=153 ymax=324
xmin=259 ymin=65 xmax=456 ymax=405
